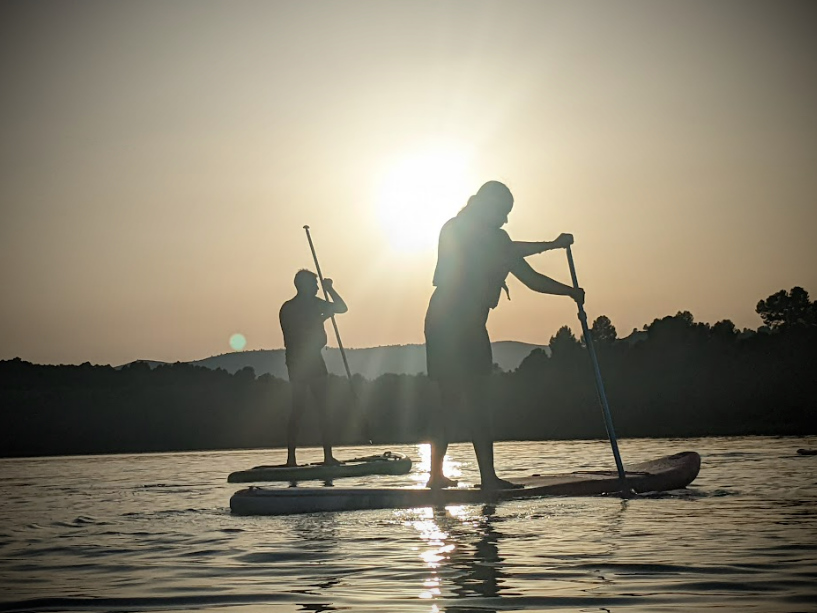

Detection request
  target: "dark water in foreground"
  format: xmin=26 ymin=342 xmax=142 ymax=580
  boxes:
xmin=1 ymin=436 xmax=816 ymax=612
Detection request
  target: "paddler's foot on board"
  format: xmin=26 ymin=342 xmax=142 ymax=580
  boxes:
xmin=426 ymin=475 xmax=458 ymax=489
xmin=285 ymin=457 xmax=298 ymax=467
xmin=478 ymin=477 xmax=523 ymax=491
xmin=321 ymin=457 xmax=342 ymax=466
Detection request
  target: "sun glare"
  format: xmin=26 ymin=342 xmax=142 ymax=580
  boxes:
xmin=375 ymin=147 xmax=474 ymax=253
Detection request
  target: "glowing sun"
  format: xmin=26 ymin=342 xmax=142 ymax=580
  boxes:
xmin=375 ymin=147 xmax=474 ymax=252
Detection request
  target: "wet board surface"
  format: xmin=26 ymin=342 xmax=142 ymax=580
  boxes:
xmin=227 ymin=451 xmax=412 ymax=483
xmin=230 ymin=451 xmax=701 ymax=516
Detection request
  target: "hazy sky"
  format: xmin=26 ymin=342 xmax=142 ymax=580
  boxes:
xmin=2 ymin=0 xmax=815 ymax=366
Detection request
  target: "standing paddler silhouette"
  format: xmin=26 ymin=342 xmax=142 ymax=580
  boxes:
xmin=278 ymin=226 xmax=350 ymax=467
xmin=423 ymin=180 xmax=584 ymax=490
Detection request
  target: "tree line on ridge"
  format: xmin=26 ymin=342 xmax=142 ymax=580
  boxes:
xmin=0 ymin=286 xmax=815 ymax=457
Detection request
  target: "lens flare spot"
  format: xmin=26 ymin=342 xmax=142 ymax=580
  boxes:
xmin=229 ymin=333 xmax=247 ymax=351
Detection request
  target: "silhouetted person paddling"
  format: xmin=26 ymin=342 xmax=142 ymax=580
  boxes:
xmin=424 ymin=180 xmax=584 ymax=490
xmin=280 ymin=269 xmax=348 ymax=467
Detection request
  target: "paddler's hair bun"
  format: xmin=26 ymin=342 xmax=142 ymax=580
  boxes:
xmin=473 ymin=181 xmax=513 ymax=211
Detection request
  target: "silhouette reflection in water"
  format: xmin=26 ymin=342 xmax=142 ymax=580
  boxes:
xmin=410 ymin=498 xmax=634 ymax=612
xmin=289 ymin=513 xmax=341 ymax=612
xmin=413 ymin=505 xmax=507 ymax=610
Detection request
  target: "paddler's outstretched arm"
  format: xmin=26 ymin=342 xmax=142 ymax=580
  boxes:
xmin=321 ymin=278 xmax=348 ymax=314
xmin=509 ymin=233 xmax=574 ymax=259
xmin=510 ymin=258 xmax=584 ymax=303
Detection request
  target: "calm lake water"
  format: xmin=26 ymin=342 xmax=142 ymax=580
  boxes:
xmin=1 ymin=436 xmax=816 ymax=612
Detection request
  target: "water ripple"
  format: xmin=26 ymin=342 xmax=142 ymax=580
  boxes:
xmin=0 ymin=436 xmax=815 ymax=612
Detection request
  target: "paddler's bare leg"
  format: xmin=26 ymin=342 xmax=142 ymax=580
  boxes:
xmin=470 ymin=379 xmax=520 ymax=490
xmin=312 ymin=377 xmax=339 ymax=465
xmin=286 ymin=380 xmax=308 ymax=466
xmin=427 ymin=383 xmax=458 ymax=489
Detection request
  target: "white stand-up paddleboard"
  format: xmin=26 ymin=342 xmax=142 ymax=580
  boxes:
xmin=228 ymin=451 xmax=412 ymax=483
xmin=230 ymin=451 xmax=700 ymax=516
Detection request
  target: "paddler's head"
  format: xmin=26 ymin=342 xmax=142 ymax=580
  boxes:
xmin=465 ymin=181 xmax=514 ymax=228
xmin=294 ymin=269 xmax=319 ymax=296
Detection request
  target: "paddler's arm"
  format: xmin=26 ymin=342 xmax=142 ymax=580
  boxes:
xmin=509 ymin=233 xmax=574 ymax=259
xmin=321 ymin=278 xmax=348 ymax=314
xmin=509 ymin=258 xmax=585 ymax=303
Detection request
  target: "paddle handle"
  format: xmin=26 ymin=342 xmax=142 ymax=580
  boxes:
xmin=566 ymin=246 xmax=627 ymax=485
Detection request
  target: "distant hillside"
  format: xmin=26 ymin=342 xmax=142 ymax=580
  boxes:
xmin=145 ymin=341 xmax=549 ymax=380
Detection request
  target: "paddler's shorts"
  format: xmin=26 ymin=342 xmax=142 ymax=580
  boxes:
xmin=285 ymin=351 xmax=328 ymax=384
xmin=424 ymin=290 xmax=493 ymax=382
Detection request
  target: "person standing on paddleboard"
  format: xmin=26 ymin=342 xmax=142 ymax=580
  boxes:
xmin=280 ymin=269 xmax=348 ymax=467
xmin=424 ymin=180 xmax=585 ymax=490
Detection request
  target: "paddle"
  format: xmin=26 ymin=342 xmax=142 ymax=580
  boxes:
xmin=565 ymin=245 xmax=629 ymax=493
xmin=303 ymin=225 xmax=371 ymax=444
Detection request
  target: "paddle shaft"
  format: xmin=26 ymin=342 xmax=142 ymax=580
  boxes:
xmin=566 ymin=246 xmax=627 ymax=484
xmin=303 ymin=225 xmax=355 ymax=383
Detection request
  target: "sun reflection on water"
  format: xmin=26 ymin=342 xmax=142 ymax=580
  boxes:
xmin=402 ymin=502 xmax=497 ymax=605
xmin=413 ymin=507 xmax=448 ymax=600
xmin=404 ymin=445 xmax=483 ymax=603
xmin=411 ymin=443 xmax=466 ymax=487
